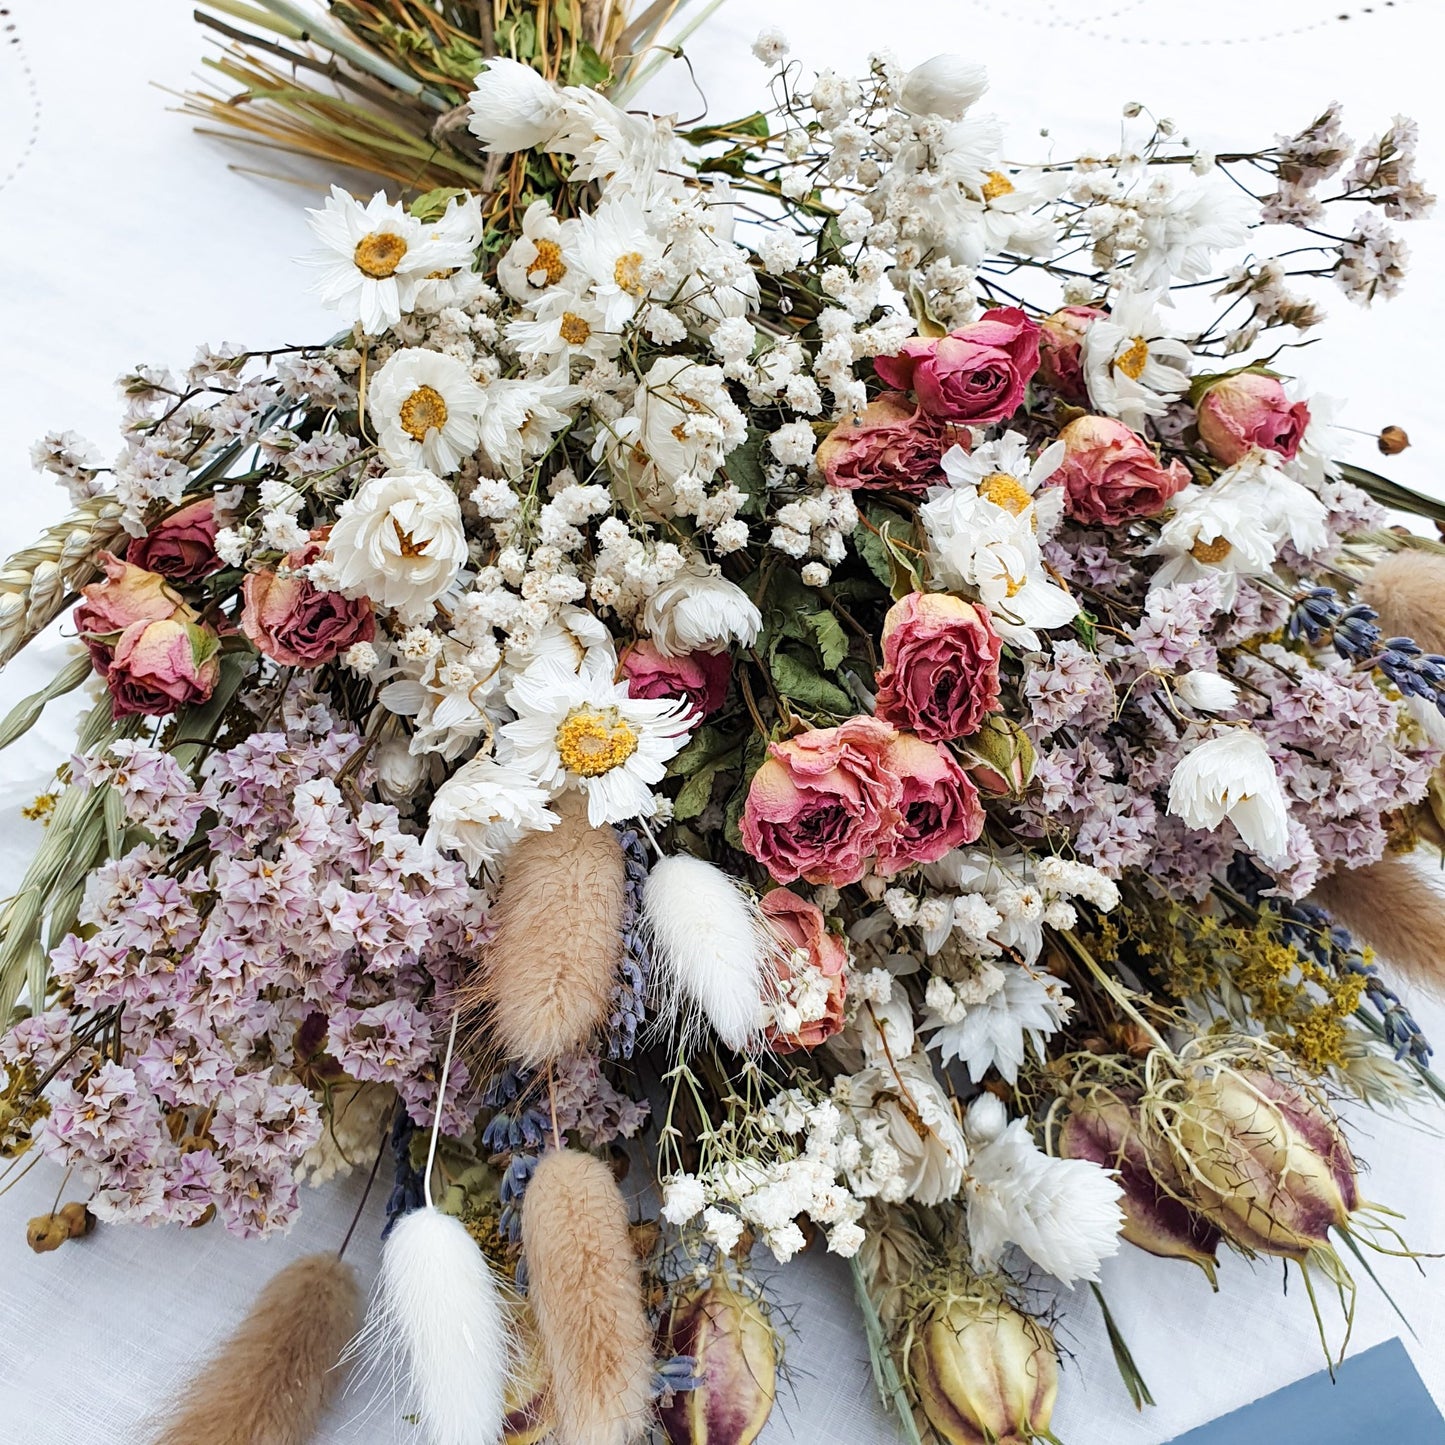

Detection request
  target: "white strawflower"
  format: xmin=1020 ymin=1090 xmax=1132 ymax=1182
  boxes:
xmin=1174 ymin=670 xmax=1240 ymax=712
xmin=641 ymin=560 xmax=762 ymax=657
xmin=467 ymin=57 xmax=563 ymax=153
xmin=425 ymin=755 xmax=558 ymax=873
xmin=368 ymin=348 xmax=488 ymax=476
xmin=923 ymin=964 xmax=1071 ymax=1083
xmin=304 ymin=186 xmax=471 ymax=335
xmin=1167 ymin=729 xmax=1290 ymax=864
xmin=898 ymin=55 xmax=989 ymax=120
xmin=329 ymin=470 xmax=467 ymax=623
xmin=962 ymin=1100 xmax=1124 ymax=1286
xmin=500 ymin=651 xmax=693 ymax=826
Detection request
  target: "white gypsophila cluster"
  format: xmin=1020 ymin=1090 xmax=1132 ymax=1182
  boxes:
xmin=660 ymin=1090 xmax=867 ymax=1262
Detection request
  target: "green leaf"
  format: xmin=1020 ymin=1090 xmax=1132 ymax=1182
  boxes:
xmin=770 ymin=646 xmax=855 ymax=717
xmin=807 ymin=608 xmax=849 ymax=672
xmin=723 ymin=731 xmax=769 ymax=851
xmin=408 ymin=186 xmax=468 ymax=221
xmin=667 ymin=723 xmax=731 ymax=778
xmin=853 ymin=521 xmax=894 ymax=588
xmin=673 ymin=744 xmax=743 ymax=821
xmin=724 ymin=428 xmax=768 ymax=518
xmin=1072 ymin=608 xmax=1098 ymax=650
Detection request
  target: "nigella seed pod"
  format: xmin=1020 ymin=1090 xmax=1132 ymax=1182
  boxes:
xmin=907 ymin=1293 xmax=1058 ymax=1445
xmin=1173 ymin=1070 xmax=1359 ymax=1260
xmin=658 ymin=1274 xmax=778 ymax=1445
xmin=1058 ymin=1094 xmax=1221 ymax=1283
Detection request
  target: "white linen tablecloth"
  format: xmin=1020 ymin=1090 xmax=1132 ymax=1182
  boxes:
xmin=2 ymin=2 xmax=1445 ymax=1441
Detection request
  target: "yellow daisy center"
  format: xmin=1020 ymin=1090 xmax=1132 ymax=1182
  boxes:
xmin=354 ymin=231 xmax=408 ymax=279
xmin=559 ymin=312 xmax=592 ymax=346
xmin=979 ymin=471 xmax=1033 ymax=516
xmin=981 ymin=170 xmax=1015 ymax=202
xmin=1190 ymin=535 xmax=1233 ymax=564
xmin=1114 ymin=335 xmax=1151 ymax=381
xmin=555 ymin=705 xmax=640 ymax=777
xmin=531 ymin=238 xmax=567 ymax=285
xmin=614 ymin=251 xmax=645 ymax=295
xmin=399 ymin=384 xmax=449 ymax=440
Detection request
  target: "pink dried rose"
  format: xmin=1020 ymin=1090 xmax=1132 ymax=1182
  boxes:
xmin=1195 ymin=372 xmax=1311 ymax=466
xmin=240 ymin=539 xmax=376 ymax=668
xmin=74 ymin=552 xmax=193 ymax=674
xmin=622 ymin=640 xmax=730 ymax=718
xmin=874 ymin=306 xmax=1041 ymax=424
xmin=1056 ymin=414 xmax=1190 ymax=525
xmin=874 ymin=592 xmax=1002 ymax=743
xmin=740 ymin=716 xmax=902 ymax=887
xmin=125 ymin=497 xmax=222 ymax=584
xmin=760 ymin=887 xmax=848 ymax=1053
xmin=105 ymin=616 xmax=221 ymax=718
xmin=815 ymin=392 xmax=965 ymax=494
xmin=874 ymin=733 xmax=985 ymax=877
xmin=1036 ymin=305 xmax=1104 ymax=400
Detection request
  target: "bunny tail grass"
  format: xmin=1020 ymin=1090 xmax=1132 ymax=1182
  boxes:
xmin=463 ymin=790 xmax=625 ymax=1067
xmin=361 ymin=1204 xmax=514 ymax=1445
xmin=522 ymin=1148 xmax=654 ymax=1445
xmin=1314 ymin=854 xmax=1445 ymax=994
xmin=643 ymin=852 xmax=776 ymax=1052
xmin=1362 ymin=549 xmax=1445 ymax=657
xmin=150 ymin=1253 xmax=360 ymax=1445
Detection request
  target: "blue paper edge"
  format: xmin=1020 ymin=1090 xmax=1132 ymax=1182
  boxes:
xmin=1166 ymin=1337 xmax=1445 ymax=1444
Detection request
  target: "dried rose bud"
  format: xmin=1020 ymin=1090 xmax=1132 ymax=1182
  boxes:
xmin=1174 ymin=1070 xmax=1359 ymax=1260
xmin=659 ymin=1275 xmax=777 ymax=1445
xmin=1059 ymin=1094 xmax=1220 ymax=1282
xmin=1378 ymin=425 xmax=1410 ymax=455
xmin=957 ymin=715 xmax=1036 ymax=798
xmin=908 ymin=1293 xmax=1058 ymax=1445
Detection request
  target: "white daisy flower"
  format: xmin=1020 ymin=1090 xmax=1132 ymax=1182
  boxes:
xmin=571 ymin=197 xmax=665 ymax=330
xmin=1082 ymin=287 xmax=1191 ymax=431
xmin=938 ymin=433 xmax=1067 ymax=536
xmin=962 ymin=1095 xmax=1124 ymax=1286
xmin=413 ymin=192 xmax=485 ymax=311
xmin=499 ymin=651 xmax=694 ymax=825
xmin=425 ymin=755 xmax=557 ymax=873
xmin=505 ymin=287 xmax=619 ymax=366
xmin=305 ymin=186 xmax=471 ymax=335
xmin=329 ymin=469 xmax=467 ymax=623
xmin=368 ymin=348 xmax=488 ymax=476
xmin=497 ymin=200 xmax=581 ymax=301
xmin=1167 ymin=728 xmax=1291 ymax=864
xmin=923 ymin=963 xmax=1072 ymax=1083
xmin=1147 ymin=481 xmax=1276 ymax=602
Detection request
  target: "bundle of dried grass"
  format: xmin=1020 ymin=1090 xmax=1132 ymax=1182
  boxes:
xmin=522 ymin=1148 xmax=654 ymax=1445
xmin=465 ymin=791 xmax=625 ymax=1068
xmin=150 ymin=1253 xmax=360 ymax=1445
xmin=1361 ymin=549 xmax=1445 ymax=656
xmin=1314 ymin=853 xmax=1445 ymax=994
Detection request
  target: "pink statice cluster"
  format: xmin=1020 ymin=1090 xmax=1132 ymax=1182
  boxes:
xmin=1 ymin=692 xmax=490 ymax=1237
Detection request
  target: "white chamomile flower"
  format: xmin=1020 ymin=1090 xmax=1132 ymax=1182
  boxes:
xmin=1148 ymin=481 xmax=1276 ymax=603
xmin=328 ymin=469 xmax=467 ymax=623
xmin=499 ymin=651 xmax=694 ymax=826
xmin=1167 ymin=728 xmax=1291 ymax=864
xmin=424 ymin=755 xmax=557 ymax=873
xmin=368 ymin=348 xmax=488 ymax=476
xmin=467 ymin=57 xmax=564 ymax=154
xmin=305 ymin=187 xmax=469 ymax=335
xmin=571 ymin=198 xmax=664 ymax=330
xmin=939 ymin=432 xmax=1067 ymax=536
xmin=505 ymin=288 xmax=618 ymax=366
xmin=923 ymin=963 xmax=1071 ymax=1082
xmin=1082 ymin=287 xmax=1191 ymax=431
xmin=497 ymin=200 xmax=580 ymax=301
xmin=412 ymin=193 xmax=485 ymax=311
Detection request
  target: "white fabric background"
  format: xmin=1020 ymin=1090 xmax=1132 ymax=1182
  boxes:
xmin=2 ymin=1 xmax=1445 ymax=1441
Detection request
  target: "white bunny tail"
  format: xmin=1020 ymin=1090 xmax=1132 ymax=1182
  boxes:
xmin=642 ymin=853 xmax=777 ymax=1052
xmin=361 ymin=1205 xmax=514 ymax=1445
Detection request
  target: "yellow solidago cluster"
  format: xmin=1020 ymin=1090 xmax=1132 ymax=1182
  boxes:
xmin=1082 ymin=899 xmax=1366 ymax=1075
